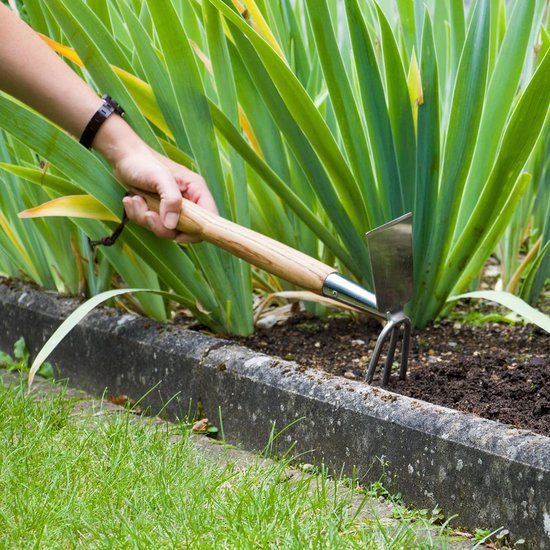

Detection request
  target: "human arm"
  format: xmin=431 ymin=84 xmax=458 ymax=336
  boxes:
xmin=0 ymin=4 xmax=217 ymax=240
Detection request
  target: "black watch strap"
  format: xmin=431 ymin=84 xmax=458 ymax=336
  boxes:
xmin=79 ymin=95 xmax=125 ymax=149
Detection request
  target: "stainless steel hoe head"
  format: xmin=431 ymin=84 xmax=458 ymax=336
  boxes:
xmin=321 ymin=213 xmax=413 ymax=385
xmin=365 ymin=212 xmax=413 ymax=385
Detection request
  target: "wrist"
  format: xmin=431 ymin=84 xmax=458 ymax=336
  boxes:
xmin=92 ymin=113 xmax=151 ymax=168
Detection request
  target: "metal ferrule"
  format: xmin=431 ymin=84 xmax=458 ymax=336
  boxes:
xmin=322 ymin=272 xmax=384 ymax=320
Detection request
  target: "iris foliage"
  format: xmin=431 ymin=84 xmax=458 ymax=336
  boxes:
xmin=0 ymin=0 xmax=548 ymax=331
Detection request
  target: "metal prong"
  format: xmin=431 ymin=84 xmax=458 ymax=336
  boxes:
xmin=399 ymin=319 xmax=411 ymax=380
xmin=365 ymin=319 xmax=395 ymax=383
xmin=365 ymin=312 xmax=411 ymax=386
xmin=381 ymin=326 xmax=399 ymax=386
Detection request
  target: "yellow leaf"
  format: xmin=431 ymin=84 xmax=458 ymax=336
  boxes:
xmin=112 ymin=67 xmax=174 ymax=139
xmin=0 ymin=210 xmax=40 ymax=278
xmin=190 ymin=40 xmax=213 ymax=74
xmin=39 ymin=34 xmax=84 ymax=67
xmin=407 ymin=51 xmax=423 ymax=131
xmin=230 ymin=0 xmax=246 ymax=13
xmin=238 ymin=107 xmax=262 ymax=157
xmin=195 ymin=300 xmax=211 ymax=315
xmin=19 ymin=195 xmax=120 ymax=222
xmin=241 ymin=0 xmax=286 ymax=60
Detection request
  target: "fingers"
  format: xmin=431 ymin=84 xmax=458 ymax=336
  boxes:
xmin=117 ymin=149 xmax=219 ymax=243
xmin=123 ymin=194 xmax=202 ymax=244
xmin=147 ymin=148 xmax=219 ymax=218
xmin=191 ymin=182 xmax=219 ymax=215
xmin=123 ymin=195 xmax=178 ymax=240
xmin=176 ymin=233 xmax=202 ymax=245
xmin=154 ymin=174 xmax=184 ymax=230
xmin=160 ymin=160 xmax=219 ymax=217
xmin=114 ymin=152 xmax=183 ymax=231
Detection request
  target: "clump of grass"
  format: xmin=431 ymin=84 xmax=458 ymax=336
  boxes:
xmin=0 ymin=375 xmax=457 ymax=548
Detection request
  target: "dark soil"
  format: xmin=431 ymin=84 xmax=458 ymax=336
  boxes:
xmin=233 ymin=309 xmax=550 ymax=437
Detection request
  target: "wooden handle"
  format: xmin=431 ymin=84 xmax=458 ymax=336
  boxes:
xmin=129 ymin=189 xmax=335 ymax=293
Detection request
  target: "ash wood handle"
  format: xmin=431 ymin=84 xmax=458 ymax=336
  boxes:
xmin=129 ymin=189 xmax=336 ymax=292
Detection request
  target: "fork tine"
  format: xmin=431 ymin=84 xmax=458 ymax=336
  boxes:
xmin=365 ymin=320 xmax=395 ymax=383
xmin=381 ymin=326 xmax=400 ymax=386
xmin=365 ymin=313 xmax=412 ymax=386
xmin=399 ymin=319 xmax=411 ymax=380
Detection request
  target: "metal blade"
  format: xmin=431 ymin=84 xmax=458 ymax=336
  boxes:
xmin=366 ymin=213 xmax=413 ymax=314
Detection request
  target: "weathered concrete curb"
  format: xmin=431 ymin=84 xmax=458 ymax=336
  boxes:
xmin=1 ymin=280 xmax=549 ymax=547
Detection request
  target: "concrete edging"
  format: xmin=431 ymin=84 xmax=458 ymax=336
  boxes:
xmin=0 ymin=280 xmax=549 ymax=547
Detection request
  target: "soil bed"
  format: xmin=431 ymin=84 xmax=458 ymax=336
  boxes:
xmin=232 ymin=309 xmax=550 ymax=437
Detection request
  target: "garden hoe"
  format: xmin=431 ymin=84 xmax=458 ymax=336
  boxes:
xmin=127 ymin=188 xmax=413 ymax=386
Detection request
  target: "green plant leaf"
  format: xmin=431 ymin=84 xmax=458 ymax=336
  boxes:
xmin=457 ymin=0 xmax=537 ymax=233
xmin=377 ymin=3 xmax=416 ymax=212
xmin=145 ymin=0 xmax=228 ymax=213
xmin=0 ymin=163 xmax=82 ymax=195
xmin=37 ymin=361 xmax=55 ymax=380
xmin=305 ymin=0 xmax=382 ymax=223
xmin=345 ymin=0 xmax=404 ymax=219
xmin=444 ymin=52 xmax=550 ymax=294
xmin=0 ymin=350 xmax=14 ymax=368
xmin=448 ymin=291 xmax=550 ymax=333
xmin=45 ymin=0 xmax=162 ymax=149
xmin=27 ymin=288 xmax=181 ymax=388
xmin=451 ymin=173 xmax=532 ymax=295
xmin=0 ymin=93 xmax=124 ymax=213
xmin=521 ymin=241 xmax=550 ymax=304
xmin=424 ymin=0 xmax=490 ymax=297
xmin=13 ymin=337 xmax=29 ymax=366
xmin=411 ymin=8 xmax=439 ymax=300
xmin=209 ymin=103 xmax=358 ymax=274
xmin=209 ymin=0 xmax=369 ymax=231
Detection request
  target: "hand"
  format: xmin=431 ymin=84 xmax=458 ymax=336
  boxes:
xmin=117 ymin=147 xmax=218 ymax=244
xmin=91 ymin=114 xmax=218 ymax=243
xmin=0 ymin=3 xmax=218 ymax=243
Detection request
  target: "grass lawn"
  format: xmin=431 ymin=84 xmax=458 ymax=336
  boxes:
xmin=0 ymin=373 xmax=471 ymax=548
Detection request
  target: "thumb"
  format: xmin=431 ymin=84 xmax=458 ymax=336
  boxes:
xmin=156 ymin=175 xmax=183 ymax=230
